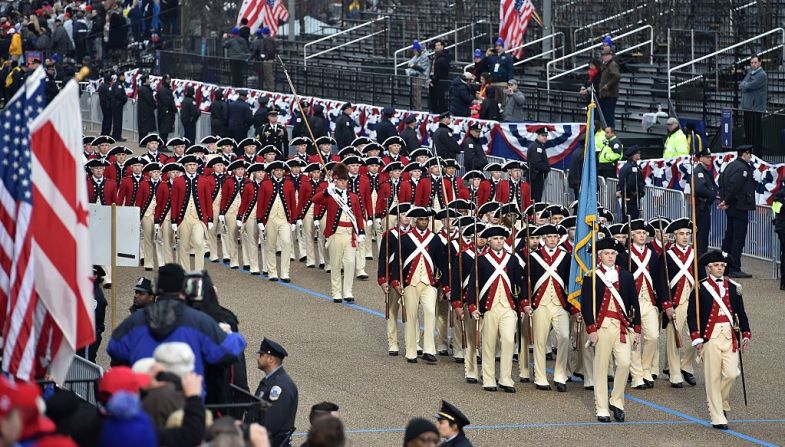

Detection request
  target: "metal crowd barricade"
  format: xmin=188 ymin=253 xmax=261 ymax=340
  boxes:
xmin=596 ymin=176 xmax=607 ymax=208
xmin=641 ymin=185 xmax=687 ymax=221
xmin=543 ymin=168 xmax=569 ymax=207
xmin=706 ymin=202 xmax=779 ymax=278
xmin=602 ymin=178 xmax=619 ymax=219
xmin=63 ymin=356 xmax=104 ymax=405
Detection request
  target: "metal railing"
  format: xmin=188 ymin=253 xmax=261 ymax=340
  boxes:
xmin=393 ymin=21 xmax=489 ymax=75
xmin=546 ymin=25 xmax=654 ymax=92
xmin=641 ymin=185 xmax=688 ymax=221
xmin=463 ymin=32 xmax=566 ymax=72
xmin=572 ymin=3 xmax=647 ymax=50
xmin=543 ymin=168 xmax=570 ymax=206
xmin=667 ymin=27 xmax=785 ymax=102
xmin=303 ymin=15 xmax=389 ymax=70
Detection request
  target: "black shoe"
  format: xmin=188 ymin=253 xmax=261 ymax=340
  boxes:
xmin=729 ymin=270 xmax=752 ymax=278
xmin=574 ymin=373 xmax=584 ymax=380
xmin=417 ymin=350 xmax=423 ymax=356
xmin=269 ymin=277 xmax=279 ymax=282
xmin=671 ymin=382 xmax=684 ymax=388
xmin=713 ymin=424 xmax=729 ymax=430
xmin=499 ymin=385 xmax=516 ymax=393
xmin=231 ymin=266 xmax=239 ymax=269
xmin=223 ymin=258 xmax=231 ymax=263
xmin=724 ymin=410 xmax=728 ymax=418
xmin=555 ymin=382 xmax=567 ymax=392
xmin=282 ymin=278 xmax=291 ymax=283
xmin=276 ymin=251 xmax=281 ymax=255
xmin=663 ymin=368 xmax=670 ymax=376
xmin=652 ymin=374 xmax=658 ymax=380
xmin=466 ymin=377 xmax=478 ymax=384
xmin=512 ymin=353 xmax=518 ymax=362
xmin=344 ymin=297 xmax=355 ymax=303
xmin=299 ymin=256 xmax=307 ymax=262
xmin=483 ymin=386 xmax=497 ymax=392
xmin=608 ymin=375 xmax=614 ymax=382
xmin=388 ymin=351 xmax=399 ymax=356
xmin=144 ymin=267 xmax=153 ymax=271
xmin=357 ymin=274 xmax=369 ymax=281
xmin=610 ymin=405 xmax=625 ymax=422
xmin=262 ymin=271 xmax=268 ymax=276
xmin=535 ymin=384 xmax=552 ymax=391
xmin=204 ymin=251 xmax=210 ymax=258
xmin=243 ymin=265 xmax=250 ymax=270
xmin=407 ymin=358 xmax=417 ymax=364
xmin=545 ymin=352 xmax=554 ymax=360
xmin=477 ymin=357 xmax=482 ymax=364
xmin=103 ymin=283 xmax=112 ymax=289
xmin=682 ymin=370 xmax=696 ymax=386
xmin=584 ymin=386 xmax=594 ymax=391
xmin=644 ymin=379 xmax=654 ymax=389
xmin=597 ymin=416 xmax=611 ymax=423
xmin=365 ymin=256 xmax=373 ymax=260
xmin=780 ymin=284 xmax=785 ymax=291
xmin=333 ymin=298 xmax=343 ymax=303
xmin=319 ymin=263 xmax=325 ymax=269
xmin=633 ymin=384 xmax=647 ymax=390
xmin=519 ymin=377 xmax=531 ymax=383
xmin=307 ymin=265 xmax=315 ymax=268
xmin=437 ymin=350 xmax=449 ymax=356
xmin=210 ymin=258 xmax=220 ymax=263
xmin=454 ymin=358 xmax=465 ymax=364
xmin=422 ymin=354 xmax=437 ymax=364
xmin=250 ymin=272 xmax=261 ymax=276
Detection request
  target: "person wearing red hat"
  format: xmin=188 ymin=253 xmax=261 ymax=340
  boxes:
xmin=0 ymin=377 xmax=23 ymax=447
xmin=15 ymin=381 xmax=78 ymax=446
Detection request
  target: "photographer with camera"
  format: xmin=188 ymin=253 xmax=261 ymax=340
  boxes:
xmin=107 ymin=263 xmax=247 ymax=377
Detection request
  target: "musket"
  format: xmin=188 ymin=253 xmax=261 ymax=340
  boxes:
xmin=734 ymin=313 xmax=749 ymax=406
xmin=276 ymin=55 xmax=324 ymax=166
xmin=456 ymin=218 xmax=467 ymax=350
xmin=396 ymin=200 xmax=407 ymax=323
xmin=436 ymin=157 xmax=454 ymax=332
xmin=524 ymin=164 xmax=534 ymax=371
xmin=658 ymin=218 xmax=682 ymax=349
xmin=688 ymin=130 xmax=701 ymax=332
xmin=473 ymin=218 xmax=481 ymax=348
xmin=384 ymin=210 xmax=390 ymax=320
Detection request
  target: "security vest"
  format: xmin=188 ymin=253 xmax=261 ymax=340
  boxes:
xmin=599 ymin=136 xmax=623 ymax=164
xmin=663 ymin=129 xmax=690 ymax=158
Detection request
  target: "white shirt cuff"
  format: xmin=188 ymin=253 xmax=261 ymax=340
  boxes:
xmin=691 ymin=338 xmax=704 ymax=347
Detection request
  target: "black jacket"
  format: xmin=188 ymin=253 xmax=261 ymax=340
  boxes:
xmin=461 ymin=134 xmax=486 ymax=171
xmin=443 ymin=432 xmax=474 ymax=447
xmin=526 ymin=141 xmax=551 ymax=178
xmin=334 ymin=112 xmax=357 ymax=149
xmin=110 ymin=81 xmax=127 ymax=109
xmin=693 ymin=163 xmax=718 ymax=211
xmin=399 ymin=127 xmax=419 ymax=155
xmin=375 ymin=117 xmax=398 ymax=145
xmin=430 ymin=50 xmax=450 ymax=84
xmin=97 ymin=82 xmax=111 ymax=111
xmin=157 ymin=85 xmax=177 ymax=136
xmin=210 ymin=99 xmax=229 ymax=137
xmin=180 ymin=96 xmax=200 ymax=141
xmin=432 ymin=123 xmax=461 ymax=158
xmin=479 ymin=97 xmax=501 ymax=121
xmin=291 ymin=109 xmax=310 ymax=139
xmin=448 ymin=77 xmax=474 ymax=117
xmin=568 ymin=147 xmax=584 ymax=191
xmin=617 ymin=159 xmax=645 ymax=198
xmin=774 ymin=189 xmax=785 ymax=234
xmin=719 ymin=157 xmax=755 ymax=211
xmin=251 ymin=367 xmax=299 ymax=447
xmin=137 ymin=84 xmax=158 ymax=140
xmin=228 ymin=99 xmax=254 ymax=132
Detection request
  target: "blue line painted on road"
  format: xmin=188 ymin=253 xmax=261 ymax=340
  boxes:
xmin=220 ymin=262 xmax=779 ymax=446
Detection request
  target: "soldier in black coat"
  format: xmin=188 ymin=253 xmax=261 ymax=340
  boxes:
xmin=718 ymin=146 xmax=756 ymax=277
xmin=110 ymin=72 xmax=128 ymax=141
xmin=616 ymin=146 xmax=646 ymax=222
xmin=526 ymin=128 xmax=551 ymax=202
xmin=334 ymin=102 xmax=357 ymax=149
xmin=98 ymin=73 xmax=113 ymax=135
xmin=157 ymin=77 xmax=177 ymax=142
xmin=210 ymin=90 xmax=230 ymax=137
xmin=375 ymin=107 xmax=399 ymax=145
xmin=399 ymin=115 xmax=420 ymax=156
xmin=432 ymin=113 xmax=461 ymax=159
xmin=136 ymin=75 xmax=158 ymax=144
xmin=180 ymin=86 xmax=200 ymax=144
xmin=693 ymin=149 xmax=719 ymax=256
xmin=250 ymin=338 xmax=299 ymax=447
xmin=461 ymin=123 xmax=486 ymax=171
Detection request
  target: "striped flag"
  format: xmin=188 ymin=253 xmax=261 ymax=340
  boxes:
xmin=499 ymin=0 xmax=534 ymax=58
xmin=1 ymin=71 xmax=94 ymax=383
xmin=238 ymin=0 xmax=289 ymax=36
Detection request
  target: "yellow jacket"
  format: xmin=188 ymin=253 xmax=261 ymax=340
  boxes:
xmin=663 ymin=129 xmax=689 ymax=158
xmin=9 ymin=33 xmax=22 ymax=57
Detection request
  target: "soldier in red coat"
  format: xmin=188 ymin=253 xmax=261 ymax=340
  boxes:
xmin=238 ymin=138 xmax=262 ymax=165
xmin=104 ymin=146 xmax=132 ymax=182
xmin=169 ymin=155 xmax=213 ymax=271
xmin=217 ymin=137 xmax=239 ymax=163
xmin=86 ymin=158 xmax=117 ymax=287
xmin=462 ymin=170 xmax=484 ymax=204
xmin=497 ymin=160 xmax=532 ymax=211
xmin=296 ymin=163 xmax=327 ymax=268
xmin=256 ymin=161 xmax=297 ymax=281
xmin=237 ymin=163 xmax=266 ymax=274
xmin=376 ymin=162 xmax=407 ymax=230
xmin=312 ymin=163 xmax=366 ymax=303
xmin=287 ymin=158 xmax=308 ymax=262
xmin=158 ymin=162 xmax=184 ymax=265
xmin=116 ymin=157 xmax=147 ymax=206
xmin=219 ymin=160 xmax=249 ymax=268
xmin=140 ymin=133 xmax=168 ymax=164
xmin=345 ymin=155 xmax=372 ymax=280
xmin=414 ymin=157 xmax=455 ymax=232
xmin=205 ymin=156 xmax=229 ymax=262
xmin=90 ymin=135 xmax=115 ymax=164
xmin=478 ymin=162 xmax=503 ymax=205
xmin=135 ymin=162 xmax=168 ymax=271
xmin=308 ymin=136 xmax=340 ymax=164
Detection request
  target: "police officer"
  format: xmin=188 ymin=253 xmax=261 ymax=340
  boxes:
xmin=334 ymin=103 xmax=357 ymax=149
xmin=435 ymin=400 xmax=473 ymax=447
xmin=718 ymin=145 xmax=755 ymax=278
xmin=693 ymin=148 xmax=718 ymax=256
xmin=376 ymin=107 xmax=399 ymax=144
xmin=597 ymin=126 xmax=622 ymax=179
xmin=526 ymin=128 xmax=551 ymax=202
xmin=616 ymin=146 xmax=645 ymax=221
xmin=251 ymin=338 xmax=299 ymax=446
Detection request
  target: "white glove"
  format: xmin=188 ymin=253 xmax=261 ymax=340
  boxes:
xmin=366 ymin=220 xmax=373 ymax=231
xmin=258 ymin=222 xmax=265 ymax=233
xmin=357 ymin=234 xmax=366 ymax=243
xmin=290 ymin=223 xmax=296 ymax=232
xmin=296 ymin=219 xmax=303 ymax=227
xmin=208 ymin=222 xmax=214 ymax=230
xmin=219 ymin=215 xmax=226 ymax=224
xmin=154 ymin=223 xmax=160 ymax=232
xmin=375 ymin=218 xmax=383 ymax=233
xmin=171 ymin=223 xmax=178 ymax=232
xmin=314 ymin=220 xmax=321 ymax=230
xmin=327 ymin=183 xmax=336 ymax=195
xmin=237 ymin=220 xmax=244 ymax=228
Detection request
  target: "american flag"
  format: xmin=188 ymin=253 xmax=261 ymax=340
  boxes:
xmin=499 ymin=0 xmax=535 ymax=58
xmin=238 ymin=0 xmax=289 ymax=36
xmin=1 ymin=69 xmax=94 ymax=383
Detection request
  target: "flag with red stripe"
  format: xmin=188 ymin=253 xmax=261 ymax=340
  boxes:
xmin=499 ymin=0 xmax=534 ymax=58
xmin=238 ymin=0 xmax=289 ymax=36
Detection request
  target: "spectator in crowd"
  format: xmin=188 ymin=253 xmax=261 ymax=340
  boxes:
xmin=223 ymin=27 xmax=249 ymax=87
xmin=253 ymin=96 xmax=271 ymax=137
xmin=308 ymin=402 xmax=341 ymax=424
xmin=238 ymin=17 xmax=251 ymax=42
xmin=210 ymin=90 xmax=230 ymax=137
xmin=718 ymin=145 xmax=755 ymax=278
xmin=403 ymin=418 xmax=440 ymax=447
xmin=597 ymin=126 xmax=622 ymax=178
xmin=310 ymin=104 xmax=330 ymax=140
xmin=107 ymin=2 xmax=128 ymax=64
xmin=597 ymin=48 xmax=620 ymax=128
xmin=43 ymin=61 xmax=59 ymax=102
xmin=479 ymin=86 xmax=501 ymax=121
xmin=111 ymin=71 xmax=128 ymax=141
xmin=0 ymin=377 xmax=23 ymax=447
xmin=291 ymin=100 xmax=312 ymax=139
xmin=130 ymin=276 xmax=155 ymax=313
xmin=773 ymin=185 xmax=785 ymax=290
xmin=470 ymin=48 xmax=490 ymax=80
xmin=137 ymin=74 xmax=158 ymax=143
xmin=428 ymin=39 xmax=450 ymax=114
xmin=132 ymin=357 xmax=185 ymax=429
xmin=98 ymin=72 xmax=113 ymax=135
xmin=376 ymin=107 xmax=399 ymax=144
xmin=106 ymin=263 xmax=247 ymax=376
xmin=50 ymin=17 xmax=73 ymax=61
xmin=72 ymin=11 xmax=89 ymax=62
xmin=502 ymin=79 xmax=525 ymax=122
xmin=461 ymin=123 xmax=486 ymax=171
xmin=662 ymin=117 xmax=689 ymax=158
xmin=399 ymin=114 xmax=419 ymax=155
xmin=251 ymin=27 xmax=276 ymax=91
xmin=579 ymin=59 xmax=602 ymax=106
xmin=405 ymin=40 xmax=430 ymax=111
xmin=89 ymin=2 xmax=107 ymax=63
xmin=228 ymin=89 xmax=254 ymax=141
xmin=568 ymin=142 xmax=584 ymax=199
xmin=203 ymin=417 xmax=270 ymax=447
xmin=739 ymin=54 xmax=767 ymax=154
xmin=157 ymin=75 xmax=177 ymax=142
xmin=160 ymin=0 xmax=180 ymax=34
xmin=99 ymin=391 xmax=158 ymax=447
xmin=305 ymin=417 xmax=346 ymax=447
xmin=449 ymin=72 xmax=475 ymax=117
xmin=17 ymin=381 xmax=78 ymax=446
xmin=432 ymin=112 xmax=461 ymax=158
xmin=180 ymin=86 xmax=200 ymax=144
xmin=487 ymin=38 xmax=513 ymax=105
xmin=8 ymin=27 xmax=22 ymax=62
xmin=334 ymin=102 xmax=357 ymax=149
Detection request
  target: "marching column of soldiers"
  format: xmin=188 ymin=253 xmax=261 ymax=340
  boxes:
xmin=82 ymin=117 xmax=750 ymax=429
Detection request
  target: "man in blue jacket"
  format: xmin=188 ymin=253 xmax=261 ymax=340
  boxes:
xmin=107 ymin=264 xmax=247 ymax=376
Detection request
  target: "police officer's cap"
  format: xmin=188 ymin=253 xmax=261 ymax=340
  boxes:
xmin=404 ymin=114 xmax=417 ymax=124
xmin=624 ymin=145 xmax=641 ymax=158
xmin=108 ymin=146 xmax=133 ymax=156
xmin=200 ymin=135 xmax=220 ymax=145
xmin=186 ymin=144 xmax=209 ymax=155
xmin=257 ymin=338 xmax=288 ymax=358
xmin=628 ymin=219 xmax=655 ymax=237
xmin=85 ymin=158 xmax=110 ymax=169
xmin=383 ymin=136 xmax=405 ymax=148
xmin=143 ymin=162 xmax=162 ymax=173
xmin=315 ymin=136 xmax=337 ymax=147
xmin=560 ymin=216 xmax=577 ymax=229
xmin=227 ymin=160 xmax=249 ymax=171
xmin=665 ymin=217 xmax=692 ymax=234
xmin=340 ymin=102 xmax=354 ymax=111
xmin=303 ymin=162 xmax=322 ymax=173
xmin=388 ymin=202 xmax=412 ymax=216
xmin=436 ymin=400 xmax=470 ymax=429
xmin=383 ymin=161 xmax=403 ymax=173
xmin=468 ymin=122 xmax=481 ymax=132
xmin=217 ymin=137 xmax=237 ymax=148
xmin=92 ymin=135 xmax=115 ymax=146
xmin=406 ymin=206 xmax=435 ymax=218
xmin=699 ymin=250 xmax=727 ymax=266
xmin=162 ymin=162 xmax=185 ymax=173
xmin=134 ymin=277 xmax=154 ymax=294
xmin=290 ymin=137 xmax=310 ymax=147
xmin=480 ymin=225 xmax=509 ymax=240
xmin=438 ymin=111 xmax=451 ymax=120
xmin=462 ymin=170 xmax=485 ymax=182
xmin=206 ymin=156 xmax=227 ymax=168
xmin=536 ymin=127 xmax=549 ymax=136
xmin=267 ymin=109 xmax=279 ymax=116
xmin=447 ymin=199 xmax=475 ymax=211
xmin=362 ymin=142 xmax=383 ymax=154
xmin=736 ymin=144 xmax=753 ymax=155
xmin=532 ymin=224 xmax=566 ymax=237
xmin=697 ymin=148 xmax=712 ymax=158
xmin=381 ymin=107 xmax=396 ymax=115
xmin=477 ymin=201 xmax=501 ymax=216
xmin=434 ymin=208 xmax=460 ymax=220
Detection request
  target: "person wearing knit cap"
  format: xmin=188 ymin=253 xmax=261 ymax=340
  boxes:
xmin=99 ymin=392 xmax=158 ymax=447
xmin=154 ymin=342 xmax=196 ymax=378
xmin=403 ymin=417 xmax=439 ymax=446
xmin=406 ymin=40 xmax=430 ymax=111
